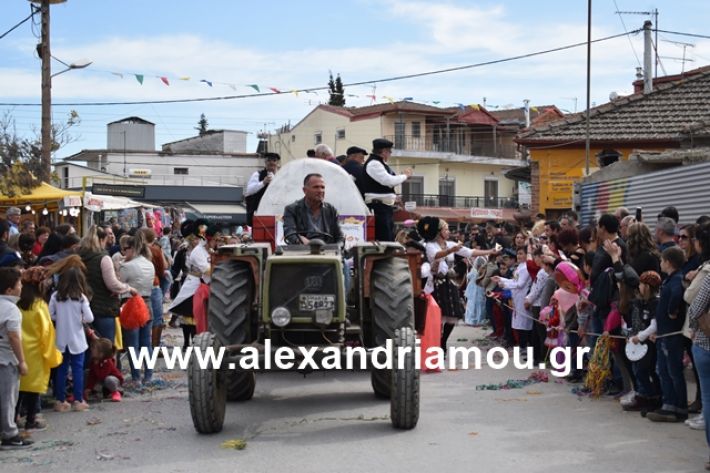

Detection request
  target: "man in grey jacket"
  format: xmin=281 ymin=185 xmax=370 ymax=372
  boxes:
xmin=282 ymin=173 xmax=343 ymax=245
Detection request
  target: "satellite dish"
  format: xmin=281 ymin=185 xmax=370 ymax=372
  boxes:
xmin=609 ymin=91 xmax=620 ymax=101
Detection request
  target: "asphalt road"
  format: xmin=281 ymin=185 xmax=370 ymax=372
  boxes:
xmin=1 ymin=326 xmax=706 ymax=473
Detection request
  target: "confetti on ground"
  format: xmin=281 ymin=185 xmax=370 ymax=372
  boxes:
xmin=475 ymin=370 xmax=549 ymax=391
xmin=220 ymin=439 xmax=247 ymax=450
xmin=456 ymin=338 xmax=469 ymax=342
xmin=526 ymin=390 xmax=543 ymax=395
xmin=571 ymin=386 xmax=592 ymax=397
xmin=468 ymin=432 xmax=479 ymax=437
xmin=495 ymin=398 xmax=528 ymax=402
xmin=86 ymin=416 xmax=102 ymax=425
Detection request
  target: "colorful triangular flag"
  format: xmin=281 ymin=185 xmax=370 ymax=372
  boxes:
xmin=160 ymin=76 xmax=170 ymax=86
xmin=135 ymin=74 xmax=144 ymax=85
xmin=179 ymin=76 xmax=191 ymax=81
xmin=247 ymin=84 xmax=260 ymax=92
xmin=111 ymin=72 xmax=124 ymax=79
xmin=200 ymin=79 xmax=213 ymax=87
xmin=269 ymin=87 xmax=281 ymax=94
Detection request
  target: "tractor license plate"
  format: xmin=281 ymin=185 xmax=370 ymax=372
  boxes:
xmin=299 ymin=294 xmax=335 ymax=311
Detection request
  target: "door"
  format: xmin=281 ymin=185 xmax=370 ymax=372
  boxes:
xmin=394 ymin=122 xmax=406 ymax=149
xmin=401 ymin=176 xmax=424 ymax=205
xmin=439 ymin=177 xmax=455 ymax=207
xmin=484 ymin=180 xmax=498 ymax=208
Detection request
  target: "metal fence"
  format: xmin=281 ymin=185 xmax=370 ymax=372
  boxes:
xmin=384 ymin=134 xmax=518 ymax=159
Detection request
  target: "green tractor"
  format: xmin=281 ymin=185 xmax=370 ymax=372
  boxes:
xmin=187 ymin=159 xmax=420 ymax=433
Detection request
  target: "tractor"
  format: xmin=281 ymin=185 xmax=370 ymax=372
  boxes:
xmin=187 ymin=159 xmax=420 ymax=433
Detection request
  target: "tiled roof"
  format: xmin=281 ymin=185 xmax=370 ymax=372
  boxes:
xmin=516 ymin=67 xmax=710 ymax=144
xmin=348 ymin=101 xmax=453 ymax=117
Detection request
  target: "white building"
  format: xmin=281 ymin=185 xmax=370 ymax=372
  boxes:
xmin=56 ymin=117 xmax=262 ymax=190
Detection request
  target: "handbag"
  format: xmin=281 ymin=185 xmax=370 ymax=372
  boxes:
xmin=119 ymin=294 xmax=150 ymax=329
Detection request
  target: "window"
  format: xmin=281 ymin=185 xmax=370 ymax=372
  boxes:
xmin=291 ymin=135 xmax=296 ymax=142
xmin=174 ymin=168 xmax=189 ymax=175
xmin=411 ymin=121 xmax=421 ymax=138
xmin=314 ymin=132 xmax=322 ymax=145
xmin=439 ymin=177 xmax=455 ymax=207
xmin=336 ymin=129 xmax=345 ymax=139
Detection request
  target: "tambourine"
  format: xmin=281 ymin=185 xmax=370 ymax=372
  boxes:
xmin=625 ymin=340 xmax=648 ymax=362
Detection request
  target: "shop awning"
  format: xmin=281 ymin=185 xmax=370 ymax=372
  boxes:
xmin=0 ymin=182 xmax=82 ymax=206
xmin=185 ymin=202 xmax=246 ymax=225
xmin=83 ymin=192 xmax=159 ymax=211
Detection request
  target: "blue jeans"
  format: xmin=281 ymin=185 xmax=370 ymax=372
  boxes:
xmin=122 ymin=297 xmax=154 ymax=382
xmin=656 ymin=335 xmax=688 ymax=412
xmin=92 ymin=317 xmax=116 ymax=345
xmin=693 ymin=344 xmax=710 ymax=448
xmin=56 ymin=350 xmax=86 ymax=402
xmin=160 ymin=273 xmax=172 ymax=299
xmin=151 ymin=287 xmax=164 ymax=327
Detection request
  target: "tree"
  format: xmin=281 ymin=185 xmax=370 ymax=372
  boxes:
xmin=0 ymin=111 xmax=77 ymax=197
xmin=196 ymin=113 xmax=209 ymax=136
xmin=328 ymin=72 xmax=345 ymax=106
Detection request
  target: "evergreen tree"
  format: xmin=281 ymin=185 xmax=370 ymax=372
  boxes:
xmin=196 ymin=113 xmax=209 ymax=136
xmin=327 ymin=72 xmax=345 ymax=106
xmin=334 ymin=74 xmax=345 ymax=106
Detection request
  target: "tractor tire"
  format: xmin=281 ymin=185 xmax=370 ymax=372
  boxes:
xmin=208 ymin=259 xmax=256 ymax=401
xmin=370 ymin=257 xmax=414 ymax=399
xmin=208 ymin=259 xmax=254 ymax=348
xmin=224 ymin=370 xmax=255 ymax=402
xmin=188 ymin=332 xmax=226 ymax=434
xmin=391 ymin=326 xmax=420 ymax=430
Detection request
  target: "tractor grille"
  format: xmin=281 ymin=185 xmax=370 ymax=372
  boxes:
xmin=268 ymin=263 xmax=339 ymax=319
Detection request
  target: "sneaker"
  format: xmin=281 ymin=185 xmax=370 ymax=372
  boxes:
xmin=53 ymin=401 xmax=71 ymax=412
xmin=686 ymin=413 xmax=703 ymax=425
xmin=647 ymin=409 xmax=682 ymax=422
xmin=689 ymin=417 xmax=706 ymax=431
xmin=110 ymin=391 xmax=122 ymax=402
xmin=24 ymin=419 xmax=47 ymax=432
xmin=72 ymin=400 xmax=89 ymax=412
xmin=620 ymin=390 xmax=636 ymax=405
xmin=0 ymin=435 xmax=34 ymax=450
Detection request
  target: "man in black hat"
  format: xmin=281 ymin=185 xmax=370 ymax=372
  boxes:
xmin=359 ymin=138 xmax=411 ymax=241
xmin=341 ymin=146 xmax=368 ymax=190
xmin=244 ymin=153 xmax=280 ymax=226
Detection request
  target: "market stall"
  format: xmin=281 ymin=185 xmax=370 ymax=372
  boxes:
xmin=0 ymin=182 xmax=83 ymax=231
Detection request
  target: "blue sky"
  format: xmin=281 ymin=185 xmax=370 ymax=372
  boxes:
xmin=1 ymin=0 xmax=709 ymax=159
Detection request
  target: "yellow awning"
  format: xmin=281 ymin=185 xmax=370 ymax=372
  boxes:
xmin=0 ymin=182 xmax=82 ymax=206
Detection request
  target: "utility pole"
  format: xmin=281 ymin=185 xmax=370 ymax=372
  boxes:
xmin=584 ymin=0 xmax=592 ymax=176
xmin=643 ymin=21 xmax=653 ymax=94
xmin=35 ymin=0 xmax=67 ymax=183
xmin=40 ymin=0 xmax=52 ymax=183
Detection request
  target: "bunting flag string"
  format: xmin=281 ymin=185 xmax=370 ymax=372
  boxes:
xmin=55 ymin=63 xmax=522 ymax=112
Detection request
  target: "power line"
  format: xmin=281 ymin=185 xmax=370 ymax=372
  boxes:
xmin=0 ymin=29 xmax=642 ymax=107
xmin=613 ymin=0 xmax=642 ymax=67
xmin=0 ymin=6 xmax=38 ymax=41
xmin=656 ymin=29 xmax=710 ymax=40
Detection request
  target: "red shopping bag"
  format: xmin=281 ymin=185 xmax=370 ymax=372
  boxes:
xmin=120 ymin=294 xmax=150 ymax=329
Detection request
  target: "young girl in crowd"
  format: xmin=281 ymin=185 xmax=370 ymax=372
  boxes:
xmin=493 ymin=248 xmax=533 ymax=354
xmin=85 ymin=338 xmax=123 ymax=402
xmin=49 ymin=267 xmax=94 ymax=412
xmin=623 ymin=270 xmax=662 ymax=411
xmin=16 ymin=267 xmax=62 ymax=430
xmin=464 ymin=256 xmax=487 ymax=326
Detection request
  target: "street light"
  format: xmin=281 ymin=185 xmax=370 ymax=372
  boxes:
xmin=51 ymin=56 xmax=92 ymax=78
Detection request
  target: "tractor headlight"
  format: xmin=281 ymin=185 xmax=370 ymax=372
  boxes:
xmin=314 ymin=309 xmax=334 ymax=325
xmin=271 ymin=306 xmax=291 ymax=327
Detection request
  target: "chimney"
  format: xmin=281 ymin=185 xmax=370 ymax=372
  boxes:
xmin=643 ymin=21 xmax=653 ymax=94
xmin=523 ymin=99 xmax=530 ymax=128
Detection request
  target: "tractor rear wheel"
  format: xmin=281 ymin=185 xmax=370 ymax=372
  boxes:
xmin=209 ymin=260 xmax=256 ymax=401
xmin=369 ymin=257 xmax=414 ymax=399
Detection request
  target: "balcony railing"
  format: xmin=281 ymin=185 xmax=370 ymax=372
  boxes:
xmin=402 ymin=194 xmax=519 ymax=209
xmin=384 ymin=133 xmax=518 ymax=159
